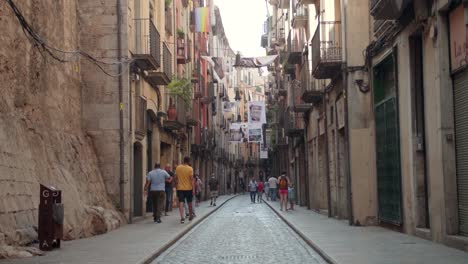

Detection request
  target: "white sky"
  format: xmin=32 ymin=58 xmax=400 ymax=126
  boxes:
xmin=213 ymin=0 xmax=267 ymax=57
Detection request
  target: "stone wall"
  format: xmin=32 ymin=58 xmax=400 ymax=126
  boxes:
xmin=0 ymin=0 xmax=124 ymax=257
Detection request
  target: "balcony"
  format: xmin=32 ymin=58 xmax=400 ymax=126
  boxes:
xmin=132 ymin=19 xmax=160 ymax=71
xmin=177 ymin=37 xmax=189 ymax=64
xmin=312 ymin=21 xmax=342 ymax=79
xmin=279 ymin=0 xmax=290 ymax=9
xmin=269 ymin=0 xmax=279 ymax=5
xmin=285 ymin=112 xmax=304 ymax=138
xmin=292 ymin=4 xmax=308 ymax=28
xmin=164 ymin=96 xmax=187 ymax=130
xmin=370 ymin=0 xmax=412 ymax=20
xmin=287 ymin=30 xmax=306 ymax=64
xmin=147 ymin=43 xmax=172 ymax=86
xmin=271 ymin=15 xmax=286 ymax=46
xmin=261 ymin=34 xmax=268 ymax=48
xmin=299 ymin=63 xmax=322 ymax=108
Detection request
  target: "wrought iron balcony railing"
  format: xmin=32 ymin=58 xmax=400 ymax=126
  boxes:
xmin=147 ymin=43 xmax=172 ymax=86
xmin=133 ymin=18 xmax=160 ymax=70
xmin=312 ymin=21 xmax=342 ymax=79
xmin=292 ymin=3 xmax=308 ymax=28
xmin=287 ymin=29 xmax=306 ymax=64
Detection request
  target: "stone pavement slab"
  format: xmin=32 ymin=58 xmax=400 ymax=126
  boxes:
xmin=1 ymin=195 xmax=236 ymax=264
xmin=264 ymin=200 xmax=468 ymax=264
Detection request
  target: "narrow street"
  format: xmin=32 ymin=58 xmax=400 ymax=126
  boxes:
xmin=153 ymin=195 xmax=326 ymax=264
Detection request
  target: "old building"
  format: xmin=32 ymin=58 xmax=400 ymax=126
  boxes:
xmin=266 ymin=0 xmax=468 ymax=252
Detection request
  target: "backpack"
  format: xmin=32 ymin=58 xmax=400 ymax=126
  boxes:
xmin=279 ymin=176 xmax=288 ymax=189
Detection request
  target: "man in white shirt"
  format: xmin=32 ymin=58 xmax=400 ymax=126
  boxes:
xmin=268 ymin=176 xmax=278 ymax=201
xmin=144 ymin=163 xmax=171 ymax=223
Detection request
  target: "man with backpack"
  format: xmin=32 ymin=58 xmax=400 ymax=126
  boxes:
xmin=278 ymin=172 xmax=290 ymax=211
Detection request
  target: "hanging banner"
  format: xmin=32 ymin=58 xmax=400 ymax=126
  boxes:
xmin=195 ymin=7 xmax=210 ymax=33
xmin=248 ymin=101 xmax=266 ymax=124
xmin=234 ymin=55 xmax=278 ymax=68
xmin=223 ymin=101 xmax=237 ymax=116
xmin=261 ymin=143 xmax=268 ymax=159
xmin=229 ymin=123 xmax=242 ymax=143
xmin=248 ymin=123 xmax=263 ymax=143
xmin=230 ymin=122 xmax=249 ymax=143
xmin=201 ymin=56 xmax=225 ymax=81
xmin=240 ymin=123 xmax=249 ymax=143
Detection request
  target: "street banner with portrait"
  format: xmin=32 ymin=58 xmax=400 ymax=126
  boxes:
xmin=248 ymin=101 xmax=266 ymax=124
xmin=248 ymin=123 xmax=263 ymax=143
xmin=230 ymin=122 xmax=249 ymax=143
xmin=223 ymin=102 xmax=238 ymax=114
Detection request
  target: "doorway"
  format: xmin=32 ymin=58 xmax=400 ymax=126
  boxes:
xmin=133 ymin=143 xmax=143 ymax=217
xmin=410 ymin=33 xmax=430 ymax=229
xmin=373 ymin=53 xmax=403 ymax=225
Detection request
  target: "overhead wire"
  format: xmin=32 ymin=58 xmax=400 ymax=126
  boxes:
xmin=5 ymin=0 xmax=133 ymax=77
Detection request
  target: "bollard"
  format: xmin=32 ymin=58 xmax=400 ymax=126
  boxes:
xmin=38 ymin=184 xmax=63 ymax=251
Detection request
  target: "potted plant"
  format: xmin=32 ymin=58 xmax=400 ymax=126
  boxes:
xmin=167 ymin=76 xmax=193 ymax=111
xmin=177 ymin=28 xmax=185 ymax=39
xmin=164 ymin=0 xmax=172 ymax=11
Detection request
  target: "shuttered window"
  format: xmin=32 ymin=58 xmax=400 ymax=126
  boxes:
xmin=454 ymin=71 xmax=468 ymax=236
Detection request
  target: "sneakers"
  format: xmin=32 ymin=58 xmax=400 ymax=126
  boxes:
xmin=213 ymin=203 xmax=216 ymax=206
xmin=156 ymin=218 xmax=162 ymax=224
xmin=180 ymin=218 xmax=185 ymax=224
xmin=189 ymin=216 xmax=193 ymax=221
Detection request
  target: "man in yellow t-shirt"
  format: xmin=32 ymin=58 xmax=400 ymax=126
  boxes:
xmin=175 ymin=156 xmax=195 ymax=223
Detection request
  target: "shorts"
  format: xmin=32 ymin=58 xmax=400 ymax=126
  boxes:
xmin=177 ymin=190 xmax=193 ymax=203
xmin=279 ymin=189 xmax=288 ymax=195
xmin=210 ymin=191 xmax=218 ymax=197
xmin=196 ymin=192 xmax=201 ymax=201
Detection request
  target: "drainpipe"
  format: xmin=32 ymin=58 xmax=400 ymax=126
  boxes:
xmin=117 ymin=0 xmax=126 ymax=220
xmin=324 ymin=98 xmax=332 ymax=218
xmin=341 ymin=0 xmax=354 ymax=225
xmin=128 ymin=72 xmax=133 ymax=224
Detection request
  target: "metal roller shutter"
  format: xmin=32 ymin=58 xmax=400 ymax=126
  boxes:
xmin=454 ymin=70 xmax=468 ymax=236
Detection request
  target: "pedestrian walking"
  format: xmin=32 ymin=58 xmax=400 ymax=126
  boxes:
xmin=257 ymin=181 xmax=264 ymax=203
xmin=144 ymin=163 xmax=171 ymax=223
xmin=264 ymin=180 xmax=269 ymax=201
xmin=164 ymin=164 xmax=174 ymax=216
xmin=248 ymin=178 xmax=257 ymax=203
xmin=175 ymin=157 xmax=195 ymax=224
xmin=184 ymin=197 xmax=195 ymax=218
xmin=288 ymin=184 xmax=295 ymax=210
xmin=195 ymin=174 xmax=203 ymax=207
xmin=208 ymin=174 xmax=219 ymax=206
xmin=268 ymin=175 xmax=278 ymax=201
xmin=278 ymin=172 xmax=290 ymax=211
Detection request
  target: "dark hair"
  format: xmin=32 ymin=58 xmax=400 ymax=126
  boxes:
xmin=281 ymin=171 xmax=286 ymax=176
xmin=183 ymin=156 xmax=191 ymax=164
xmin=154 ymin=163 xmax=160 ymax=168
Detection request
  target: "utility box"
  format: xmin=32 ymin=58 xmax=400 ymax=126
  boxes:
xmin=38 ymin=184 xmax=63 ymax=251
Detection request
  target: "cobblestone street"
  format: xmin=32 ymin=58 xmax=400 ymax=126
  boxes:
xmin=153 ymin=195 xmax=326 ymax=264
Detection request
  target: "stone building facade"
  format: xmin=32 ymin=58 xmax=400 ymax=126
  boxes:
xmin=266 ymin=0 xmax=468 ymax=252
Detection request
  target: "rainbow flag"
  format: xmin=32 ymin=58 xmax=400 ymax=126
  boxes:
xmin=195 ymin=7 xmax=210 ymax=33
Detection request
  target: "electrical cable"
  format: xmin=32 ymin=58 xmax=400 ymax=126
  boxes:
xmin=5 ymin=0 xmax=133 ymax=77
